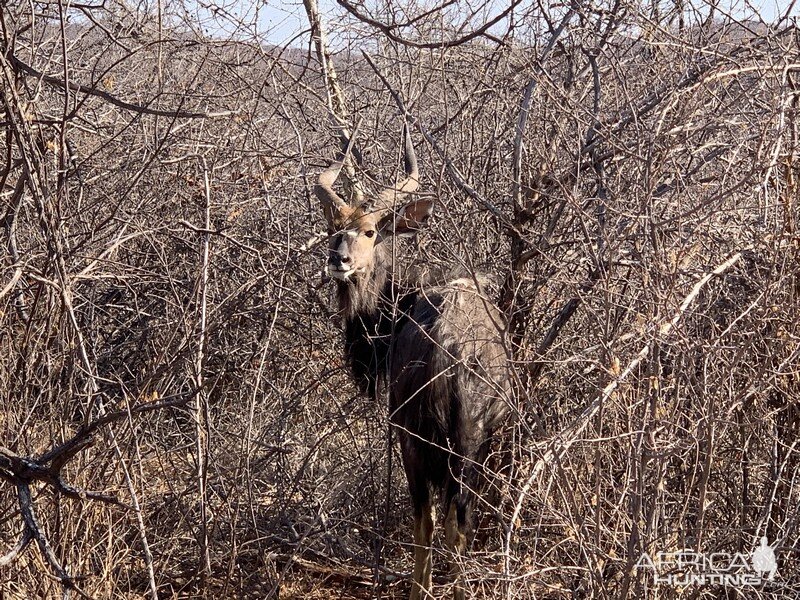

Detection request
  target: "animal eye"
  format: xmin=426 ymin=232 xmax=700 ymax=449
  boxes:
xmin=364 ymin=230 xmax=376 ymax=238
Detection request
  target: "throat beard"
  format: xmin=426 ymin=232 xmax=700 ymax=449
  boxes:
xmin=336 ymin=264 xmax=386 ymax=320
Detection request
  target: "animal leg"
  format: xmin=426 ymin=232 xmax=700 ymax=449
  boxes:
xmin=410 ymin=502 xmax=435 ymax=600
xmin=444 ymin=499 xmax=468 ymax=600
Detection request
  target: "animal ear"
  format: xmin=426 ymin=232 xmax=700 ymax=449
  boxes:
xmin=378 ymin=198 xmax=434 ymax=237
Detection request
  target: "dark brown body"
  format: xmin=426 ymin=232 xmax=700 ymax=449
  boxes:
xmin=390 ymin=280 xmax=510 ymax=520
xmin=339 ymin=258 xmax=510 ymax=599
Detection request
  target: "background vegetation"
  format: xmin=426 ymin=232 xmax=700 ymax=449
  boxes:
xmin=1 ymin=0 xmax=798 ymax=597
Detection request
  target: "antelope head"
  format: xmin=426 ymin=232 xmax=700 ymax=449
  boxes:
xmin=316 ymin=124 xmax=433 ymax=282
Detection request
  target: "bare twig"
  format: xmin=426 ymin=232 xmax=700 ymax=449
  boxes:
xmin=334 ymin=0 xmax=523 ymax=48
xmin=6 ymin=51 xmax=234 ymax=119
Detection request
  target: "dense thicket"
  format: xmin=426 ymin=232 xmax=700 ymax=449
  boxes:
xmin=1 ymin=1 xmax=798 ymax=597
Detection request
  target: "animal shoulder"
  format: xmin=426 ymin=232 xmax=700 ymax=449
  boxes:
xmin=405 ymin=275 xmax=506 ymax=334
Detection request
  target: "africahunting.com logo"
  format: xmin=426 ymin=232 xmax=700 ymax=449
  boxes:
xmin=635 ymin=537 xmax=777 ymax=586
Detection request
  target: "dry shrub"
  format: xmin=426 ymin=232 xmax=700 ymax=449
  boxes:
xmin=0 ymin=2 xmax=798 ymax=598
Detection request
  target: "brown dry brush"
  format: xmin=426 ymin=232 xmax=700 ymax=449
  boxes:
xmin=0 ymin=0 xmax=798 ymax=598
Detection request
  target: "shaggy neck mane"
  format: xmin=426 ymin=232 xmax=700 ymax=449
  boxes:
xmin=337 ymin=245 xmax=415 ymax=398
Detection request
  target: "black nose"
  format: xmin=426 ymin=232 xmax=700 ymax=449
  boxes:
xmin=329 ymin=252 xmax=350 ymax=267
